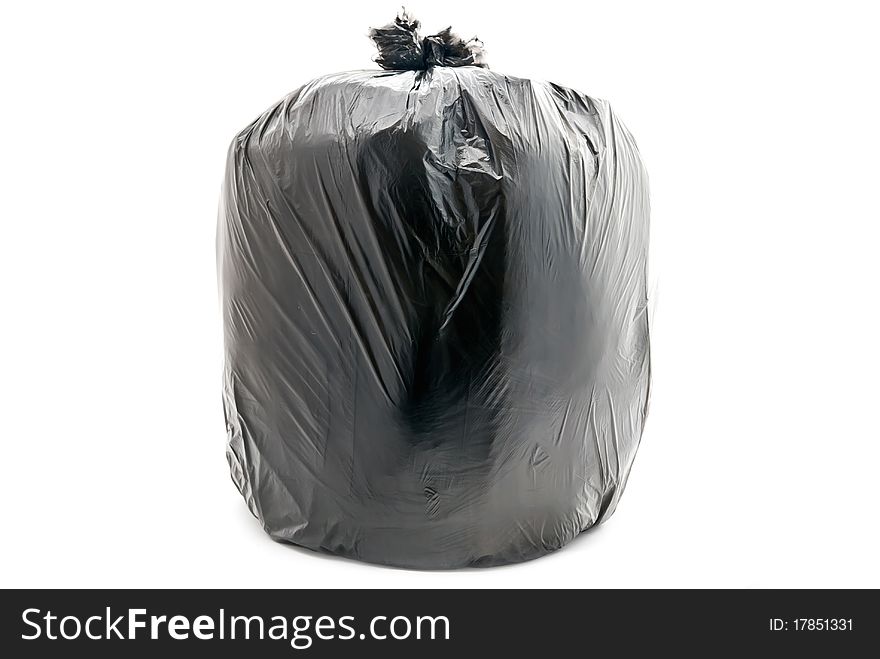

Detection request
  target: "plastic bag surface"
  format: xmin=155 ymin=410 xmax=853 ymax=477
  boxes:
xmin=218 ymin=13 xmax=650 ymax=568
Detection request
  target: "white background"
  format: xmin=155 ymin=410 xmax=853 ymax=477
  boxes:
xmin=2 ymin=0 xmax=878 ymax=588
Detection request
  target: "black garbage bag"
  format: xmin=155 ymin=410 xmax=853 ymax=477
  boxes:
xmin=217 ymin=11 xmax=650 ymax=568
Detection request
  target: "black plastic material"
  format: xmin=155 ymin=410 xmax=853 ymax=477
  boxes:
xmin=369 ymin=10 xmax=486 ymax=70
xmin=218 ymin=12 xmax=650 ymax=568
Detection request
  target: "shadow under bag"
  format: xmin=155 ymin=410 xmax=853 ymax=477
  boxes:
xmin=217 ymin=13 xmax=650 ymax=568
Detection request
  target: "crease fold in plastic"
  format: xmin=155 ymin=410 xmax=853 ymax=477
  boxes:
xmin=217 ymin=12 xmax=650 ymax=568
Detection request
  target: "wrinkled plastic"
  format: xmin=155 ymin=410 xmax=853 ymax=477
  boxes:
xmin=217 ymin=14 xmax=650 ymax=568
